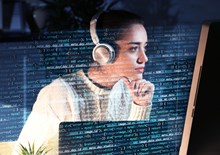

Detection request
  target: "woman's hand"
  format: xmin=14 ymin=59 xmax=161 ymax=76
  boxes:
xmin=122 ymin=77 xmax=155 ymax=106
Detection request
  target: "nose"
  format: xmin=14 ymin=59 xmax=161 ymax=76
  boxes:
xmin=137 ymin=49 xmax=148 ymax=64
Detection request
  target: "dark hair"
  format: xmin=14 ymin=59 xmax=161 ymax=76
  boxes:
xmin=96 ymin=10 xmax=145 ymax=41
xmin=90 ymin=10 xmax=145 ymax=65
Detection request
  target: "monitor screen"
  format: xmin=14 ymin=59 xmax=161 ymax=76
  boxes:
xmin=0 ymin=23 xmax=201 ymax=154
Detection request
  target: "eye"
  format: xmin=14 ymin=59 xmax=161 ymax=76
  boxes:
xmin=129 ymin=46 xmax=138 ymax=52
xmin=144 ymin=46 xmax=147 ymax=52
xmin=143 ymin=44 xmax=148 ymax=52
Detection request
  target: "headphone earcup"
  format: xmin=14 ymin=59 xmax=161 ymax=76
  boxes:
xmin=92 ymin=43 xmax=115 ymax=65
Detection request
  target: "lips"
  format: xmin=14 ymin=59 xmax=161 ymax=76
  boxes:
xmin=135 ymin=67 xmax=145 ymax=73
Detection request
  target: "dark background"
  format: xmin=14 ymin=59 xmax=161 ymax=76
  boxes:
xmin=0 ymin=0 xmax=220 ymax=154
xmin=1 ymin=0 xmax=220 ymax=39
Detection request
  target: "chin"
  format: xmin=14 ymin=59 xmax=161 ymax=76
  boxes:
xmin=133 ymin=74 xmax=143 ymax=80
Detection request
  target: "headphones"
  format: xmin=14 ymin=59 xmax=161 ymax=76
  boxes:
xmin=90 ymin=11 xmax=115 ymax=65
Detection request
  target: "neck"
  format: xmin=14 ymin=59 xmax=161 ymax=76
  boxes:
xmin=87 ymin=66 xmax=118 ymax=88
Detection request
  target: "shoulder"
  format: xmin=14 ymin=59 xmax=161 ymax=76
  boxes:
xmin=37 ymin=78 xmax=67 ymax=98
xmin=37 ymin=69 xmax=85 ymax=99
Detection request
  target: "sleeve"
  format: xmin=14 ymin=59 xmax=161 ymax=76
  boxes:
xmin=12 ymin=79 xmax=77 ymax=155
xmin=106 ymin=79 xmax=152 ymax=121
xmin=128 ymin=102 xmax=152 ymax=120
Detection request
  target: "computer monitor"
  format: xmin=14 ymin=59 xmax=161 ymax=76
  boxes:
xmin=179 ymin=21 xmax=220 ymax=155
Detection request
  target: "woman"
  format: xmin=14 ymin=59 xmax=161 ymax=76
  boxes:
xmin=13 ymin=10 xmax=155 ymax=154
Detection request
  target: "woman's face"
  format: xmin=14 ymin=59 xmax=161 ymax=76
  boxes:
xmin=108 ymin=24 xmax=148 ymax=81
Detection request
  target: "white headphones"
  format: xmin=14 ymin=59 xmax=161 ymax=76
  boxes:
xmin=90 ymin=11 xmax=115 ymax=65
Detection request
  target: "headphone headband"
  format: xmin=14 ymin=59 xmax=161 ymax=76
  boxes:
xmin=90 ymin=11 xmax=103 ymax=45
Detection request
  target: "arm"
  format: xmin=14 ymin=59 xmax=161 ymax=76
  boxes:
xmin=123 ymin=77 xmax=154 ymax=120
xmin=12 ymin=79 xmax=78 ymax=155
xmin=106 ymin=79 xmax=154 ymax=121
